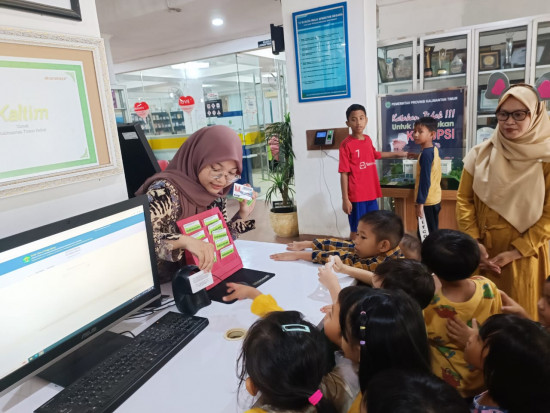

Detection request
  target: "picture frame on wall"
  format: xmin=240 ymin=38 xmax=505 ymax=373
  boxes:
xmin=0 ymin=27 xmax=121 ymax=197
xmin=479 ymin=51 xmax=500 ymax=71
xmin=0 ymin=0 xmax=81 ymax=20
xmin=378 ymin=57 xmax=389 ymax=83
xmin=394 ymin=56 xmax=413 ymax=80
xmin=478 ymin=88 xmax=499 ymax=112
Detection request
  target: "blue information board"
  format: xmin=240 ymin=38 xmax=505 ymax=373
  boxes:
xmin=292 ymin=2 xmax=350 ymax=102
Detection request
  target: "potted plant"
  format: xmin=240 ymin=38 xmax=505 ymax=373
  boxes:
xmin=264 ymin=113 xmax=298 ymax=237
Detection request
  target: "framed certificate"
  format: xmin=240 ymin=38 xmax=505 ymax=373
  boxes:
xmin=0 ymin=27 xmax=121 ymax=197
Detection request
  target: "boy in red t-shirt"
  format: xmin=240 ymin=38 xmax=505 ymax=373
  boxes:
xmin=340 ymin=104 xmax=407 ymax=239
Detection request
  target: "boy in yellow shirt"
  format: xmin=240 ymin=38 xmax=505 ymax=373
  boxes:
xmin=422 ymin=229 xmax=502 ymax=398
xmin=412 ymin=117 xmax=441 ymax=234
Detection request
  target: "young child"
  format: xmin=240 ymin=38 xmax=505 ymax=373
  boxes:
xmin=317 ymin=257 xmax=435 ymax=310
xmin=339 ymin=104 xmax=407 ymax=239
xmin=271 ymin=210 xmax=404 ymax=271
xmin=338 ymin=287 xmax=431 ymax=412
xmin=464 ymin=314 xmax=550 ymax=413
xmin=399 ymin=233 xmax=421 ymax=261
xmin=364 ymin=369 xmax=468 ymax=413
xmin=237 ymin=310 xmax=342 ymax=413
xmin=412 ymin=116 xmax=441 ymax=234
xmin=421 ymin=229 xmax=502 ymax=398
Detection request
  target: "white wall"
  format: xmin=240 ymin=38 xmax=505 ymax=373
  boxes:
xmin=0 ymin=2 xmax=128 ymax=238
xmin=281 ymin=0 xmax=378 ymax=237
xmin=378 ymin=0 xmax=550 ymax=41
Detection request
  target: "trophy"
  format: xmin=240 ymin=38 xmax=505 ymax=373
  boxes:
xmin=437 ymin=48 xmax=448 ymax=76
xmin=424 ymin=45 xmax=434 ymax=77
xmin=505 ymin=32 xmax=514 ymax=68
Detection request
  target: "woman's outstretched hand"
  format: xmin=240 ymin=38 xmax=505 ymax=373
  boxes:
xmin=489 ymin=249 xmax=522 ymax=270
xmin=238 ymin=183 xmax=257 ymax=219
xmin=477 ymin=242 xmax=501 ymax=274
xmin=181 ymin=236 xmax=216 ymax=272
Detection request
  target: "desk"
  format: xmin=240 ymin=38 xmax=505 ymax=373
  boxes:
xmin=381 ymin=187 xmax=458 ymax=232
xmin=0 ymin=241 xmax=353 ymax=413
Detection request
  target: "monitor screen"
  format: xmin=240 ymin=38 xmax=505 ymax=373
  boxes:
xmin=0 ymin=196 xmax=161 ymax=394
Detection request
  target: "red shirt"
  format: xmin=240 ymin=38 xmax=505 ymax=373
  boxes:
xmin=338 ymin=135 xmax=382 ymax=202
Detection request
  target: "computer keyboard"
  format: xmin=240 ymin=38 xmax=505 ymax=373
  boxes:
xmin=35 ymin=311 xmax=209 ymax=413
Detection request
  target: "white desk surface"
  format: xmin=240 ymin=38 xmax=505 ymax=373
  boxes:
xmin=0 ymin=240 xmax=354 ymax=413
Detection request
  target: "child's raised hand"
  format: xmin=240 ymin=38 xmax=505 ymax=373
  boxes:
xmin=500 ymin=290 xmax=531 ymax=320
xmin=331 ymin=255 xmax=346 ymax=273
xmin=320 ymin=304 xmax=333 ymax=314
xmin=222 ymin=282 xmax=262 ymax=302
xmin=446 ymin=316 xmax=475 ymax=350
xmin=318 ymin=265 xmax=339 ymax=290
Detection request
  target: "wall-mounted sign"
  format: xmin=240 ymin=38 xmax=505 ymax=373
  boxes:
xmin=178 ymin=96 xmax=195 ymax=113
xmin=133 ymin=101 xmax=150 ymax=119
xmin=379 ymin=88 xmax=466 ymax=161
xmin=292 ymin=2 xmax=350 ymax=102
xmin=205 ymin=99 xmax=223 ymax=117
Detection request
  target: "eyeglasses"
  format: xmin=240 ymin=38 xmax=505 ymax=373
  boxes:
xmin=209 ymin=166 xmax=240 ymax=183
xmin=495 ymin=110 xmax=530 ymax=122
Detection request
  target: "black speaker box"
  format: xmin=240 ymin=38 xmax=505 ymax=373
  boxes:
xmin=270 ymin=24 xmax=285 ymax=55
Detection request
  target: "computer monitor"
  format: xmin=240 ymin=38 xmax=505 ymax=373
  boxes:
xmin=117 ymin=123 xmax=161 ymax=198
xmin=0 ymin=196 xmax=161 ymax=395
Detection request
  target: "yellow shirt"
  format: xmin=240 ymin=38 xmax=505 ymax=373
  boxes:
xmin=424 ymin=276 xmax=502 ymax=397
xmin=250 ymin=294 xmax=284 ymax=317
xmin=414 ymin=146 xmax=441 ymax=206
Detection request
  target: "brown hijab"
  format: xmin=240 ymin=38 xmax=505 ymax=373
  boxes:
xmin=136 ymin=125 xmax=243 ymax=219
xmin=463 ymin=85 xmax=550 ymax=233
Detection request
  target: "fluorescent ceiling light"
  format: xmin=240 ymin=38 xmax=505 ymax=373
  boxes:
xmin=171 ymin=61 xmax=210 ymax=70
xmin=212 ymin=18 xmax=224 ymax=26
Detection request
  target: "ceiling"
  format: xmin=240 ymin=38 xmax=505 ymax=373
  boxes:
xmin=95 ymin=0 xmax=414 ymax=67
xmin=96 ymin=0 xmax=284 ymax=65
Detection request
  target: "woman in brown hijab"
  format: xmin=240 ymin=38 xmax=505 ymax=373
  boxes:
xmin=136 ymin=125 xmax=256 ymax=283
xmin=456 ymin=84 xmax=550 ymax=318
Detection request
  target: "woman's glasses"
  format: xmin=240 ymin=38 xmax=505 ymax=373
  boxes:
xmin=495 ymin=110 xmax=530 ymax=121
xmin=209 ymin=166 xmax=240 ymax=183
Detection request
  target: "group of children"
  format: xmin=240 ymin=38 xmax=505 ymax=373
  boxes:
xmin=222 ymin=104 xmax=550 ymax=412
xmin=227 ymin=211 xmax=550 ymax=413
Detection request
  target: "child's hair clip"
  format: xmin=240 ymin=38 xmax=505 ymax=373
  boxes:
xmin=281 ymin=324 xmax=311 ymax=333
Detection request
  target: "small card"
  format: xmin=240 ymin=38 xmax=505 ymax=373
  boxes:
xmin=418 ymin=216 xmax=429 ymax=242
xmin=220 ymin=244 xmax=235 ymax=259
xmin=233 ymin=183 xmax=253 ymax=200
xmin=203 ymin=214 xmax=219 ymax=226
xmin=189 ymin=270 xmax=214 ymax=294
xmin=190 ymin=229 xmax=206 ymax=240
xmin=215 ymin=235 xmax=230 ymax=250
xmin=183 ymin=220 xmax=201 ymax=234
xmin=207 ymin=220 xmax=224 ymax=233
xmin=211 ymin=228 xmax=228 ymax=240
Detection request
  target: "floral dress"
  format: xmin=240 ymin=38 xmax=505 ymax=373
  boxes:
xmin=145 ymin=179 xmax=255 ymax=283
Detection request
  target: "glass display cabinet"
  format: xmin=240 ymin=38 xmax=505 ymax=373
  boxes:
xmin=533 ymin=19 xmax=550 ymax=108
xmin=110 ymin=85 xmax=130 ymax=124
xmin=472 ymin=24 xmax=529 ymax=147
xmin=419 ymin=31 xmax=471 ymax=91
xmin=377 ymin=39 xmax=417 ymax=95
